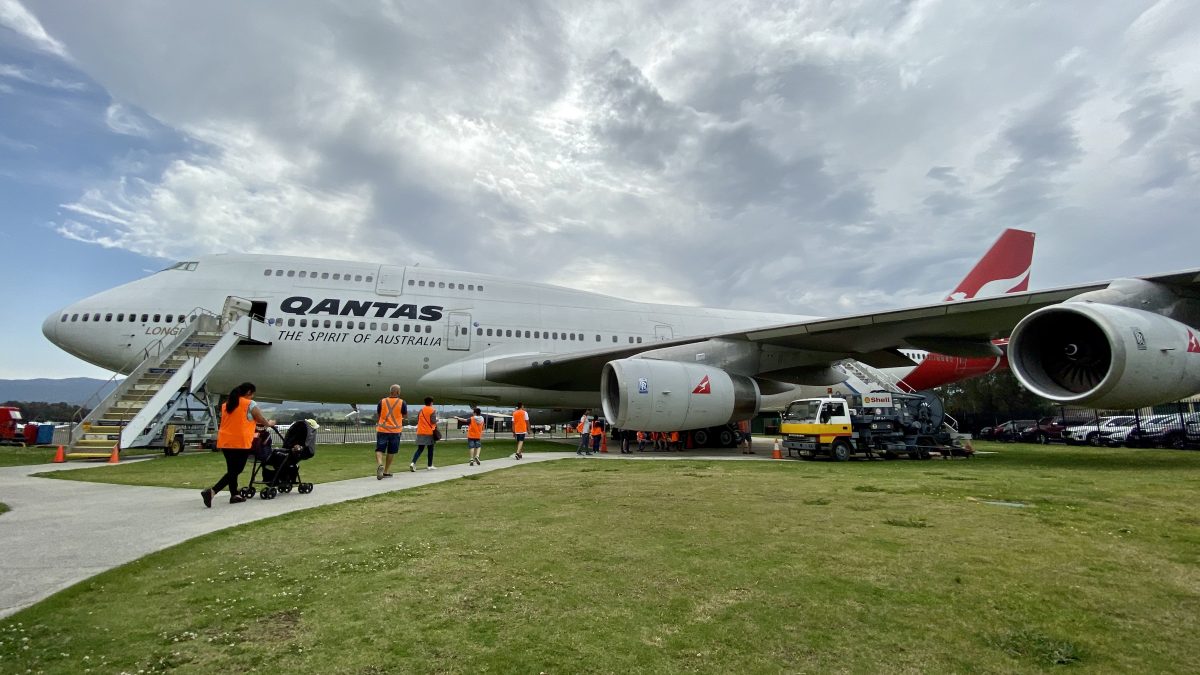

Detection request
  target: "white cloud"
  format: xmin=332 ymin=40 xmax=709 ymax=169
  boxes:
xmin=0 ymin=0 xmax=68 ymax=58
xmin=18 ymin=0 xmax=1200 ymax=317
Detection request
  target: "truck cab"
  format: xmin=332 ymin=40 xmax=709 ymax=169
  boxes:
xmin=780 ymin=397 xmax=857 ymax=460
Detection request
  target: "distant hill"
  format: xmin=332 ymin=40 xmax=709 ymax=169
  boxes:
xmin=0 ymin=378 xmax=118 ymax=405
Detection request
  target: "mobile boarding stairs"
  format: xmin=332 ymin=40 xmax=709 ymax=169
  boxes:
xmin=65 ymin=299 xmax=271 ymax=460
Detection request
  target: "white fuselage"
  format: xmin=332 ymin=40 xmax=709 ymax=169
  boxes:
xmin=45 ymin=254 xmax=920 ymax=407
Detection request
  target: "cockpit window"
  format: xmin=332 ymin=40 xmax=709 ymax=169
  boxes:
xmin=163 ymin=261 xmax=198 ymax=272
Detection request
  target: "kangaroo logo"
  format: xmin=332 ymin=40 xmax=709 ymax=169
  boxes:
xmin=692 ymin=375 xmax=712 ymax=395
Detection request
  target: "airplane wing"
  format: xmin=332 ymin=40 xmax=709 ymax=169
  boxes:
xmin=484 ymin=269 xmax=1200 ymax=391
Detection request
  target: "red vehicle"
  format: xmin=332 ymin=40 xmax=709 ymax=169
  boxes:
xmin=0 ymin=406 xmax=27 ymax=446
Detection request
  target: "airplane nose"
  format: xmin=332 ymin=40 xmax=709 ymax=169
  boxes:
xmin=42 ymin=309 xmax=61 ymax=344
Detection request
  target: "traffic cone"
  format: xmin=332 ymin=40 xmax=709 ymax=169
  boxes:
xmin=772 ymin=438 xmax=782 ymax=460
xmin=107 ymin=443 xmax=120 ymax=464
xmin=52 ymin=445 xmax=65 ymax=463
xmin=600 ymin=434 xmax=608 ymax=453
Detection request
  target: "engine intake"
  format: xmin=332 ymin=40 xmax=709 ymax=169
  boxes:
xmin=601 ymin=359 xmax=760 ymax=431
xmin=1009 ymin=303 xmax=1200 ymax=409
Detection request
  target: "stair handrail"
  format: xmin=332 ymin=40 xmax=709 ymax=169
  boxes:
xmin=68 ymin=306 xmax=220 ymax=445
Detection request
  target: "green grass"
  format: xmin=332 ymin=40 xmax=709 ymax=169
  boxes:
xmin=33 ymin=438 xmax=569 ymax=488
xmin=3 ymin=443 xmax=1200 ymax=673
xmin=0 ymin=446 xmax=59 ymax=466
xmin=0 ymin=502 xmax=8 ymax=516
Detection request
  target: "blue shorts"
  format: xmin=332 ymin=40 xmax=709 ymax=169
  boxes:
xmin=514 ymin=433 xmax=526 ymax=441
xmin=375 ymin=432 xmax=401 ymax=455
xmin=468 ymin=439 xmax=481 ymax=449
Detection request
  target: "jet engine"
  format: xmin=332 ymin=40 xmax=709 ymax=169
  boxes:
xmin=601 ymin=359 xmax=760 ymax=431
xmin=1009 ymin=303 xmax=1200 ymax=409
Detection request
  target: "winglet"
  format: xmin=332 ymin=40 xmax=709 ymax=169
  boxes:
xmin=944 ymin=229 xmax=1035 ymax=301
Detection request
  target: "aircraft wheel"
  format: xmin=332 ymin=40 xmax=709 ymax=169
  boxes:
xmin=831 ymin=440 xmax=851 ymax=462
xmin=717 ymin=429 xmax=736 ymax=447
xmin=693 ymin=430 xmax=710 ymax=447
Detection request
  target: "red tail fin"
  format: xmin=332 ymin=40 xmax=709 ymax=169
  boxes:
xmin=944 ymin=229 xmax=1035 ymax=301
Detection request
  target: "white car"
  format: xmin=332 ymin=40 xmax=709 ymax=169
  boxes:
xmin=1061 ymin=416 xmax=1137 ymax=445
xmin=1101 ymin=415 xmax=1177 ymax=447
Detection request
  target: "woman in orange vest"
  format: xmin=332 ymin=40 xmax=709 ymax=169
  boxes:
xmin=201 ymin=382 xmax=275 ymax=507
xmin=410 ymin=397 xmax=438 ymax=471
xmin=636 ymin=430 xmax=647 ymax=452
xmin=455 ymin=406 xmax=485 ymax=466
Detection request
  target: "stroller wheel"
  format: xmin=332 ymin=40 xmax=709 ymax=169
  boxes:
xmin=238 ymin=487 xmax=255 ymax=500
xmin=266 ymin=487 xmax=278 ymax=500
xmin=280 ymin=485 xmax=293 ymax=494
xmin=299 ymin=482 xmax=313 ymax=494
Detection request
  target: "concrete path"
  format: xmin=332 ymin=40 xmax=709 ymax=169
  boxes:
xmin=0 ymin=444 xmax=775 ymax=619
xmin=0 ymin=452 xmax=574 ymax=619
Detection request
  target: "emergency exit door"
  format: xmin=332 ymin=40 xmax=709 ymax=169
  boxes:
xmin=654 ymin=324 xmax=674 ymax=341
xmin=447 ymin=312 xmax=471 ymax=351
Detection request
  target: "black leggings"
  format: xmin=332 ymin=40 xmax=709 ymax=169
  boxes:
xmin=213 ymin=449 xmax=250 ymax=494
xmin=411 ymin=444 xmax=435 ymax=466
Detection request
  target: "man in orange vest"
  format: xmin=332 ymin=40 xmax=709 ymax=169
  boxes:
xmin=512 ymin=402 xmax=529 ymax=460
xmin=589 ymin=416 xmax=604 ymax=454
xmin=455 ymin=406 xmax=485 ymax=466
xmin=669 ymin=430 xmax=681 ymax=451
xmin=375 ymin=384 xmax=407 ymax=479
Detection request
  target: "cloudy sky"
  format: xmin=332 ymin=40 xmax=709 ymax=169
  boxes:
xmin=2 ymin=0 xmax=1198 ymax=379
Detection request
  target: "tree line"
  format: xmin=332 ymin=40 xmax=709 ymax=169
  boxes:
xmin=2 ymin=401 xmax=89 ymax=422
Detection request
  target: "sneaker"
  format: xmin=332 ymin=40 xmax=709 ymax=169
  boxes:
xmin=427 ymin=465 xmax=436 ymax=470
xmin=516 ymin=453 xmax=523 ymax=460
xmin=229 ymin=495 xmax=246 ymax=504
xmin=383 ymin=473 xmax=393 ymax=477
xmin=376 ymin=464 xmax=384 ymax=480
xmin=200 ymin=488 xmax=213 ymax=508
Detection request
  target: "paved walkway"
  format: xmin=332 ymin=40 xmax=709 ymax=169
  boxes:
xmin=0 ymin=445 xmax=773 ymax=618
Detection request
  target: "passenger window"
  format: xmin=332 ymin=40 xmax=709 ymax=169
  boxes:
xmin=595 ymin=335 xmax=601 ymax=342
xmin=393 ymin=323 xmax=399 ymax=331
xmin=365 ymin=276 xmax=373 ymax=282
xmin=524 ymin=331 xmax=531 ymax=338
xmin=477 ymin=328 xmax=483 ymax=335
xmin=300 ymin=319 xmax=308 ymax=328
xmin=355 ymin=275 xmax=362 ymax=282
xmin=404 ymin=324 xmax=411 ymax=332
xmin=287 ymin=270 xmax=295 ymax=277
xmin=408 ymin=280 xmax=415 ymax=286
xmin=458 ymin=284 xmax=465 ymax=290
xmin=333 ymin=274 xmax=341 ymax=280
xmin=370 ymin=322 xmax=377 ymax=330
xmin=534 ymin=331 xmax=541 ymax=338
xmin=141 ymin=314 xmax=148 ymax=322
xmin=104 ymin=313 xmax=113 ymax=321
xmin=439 ymin=282 xmax=446 ymax=288
xmin=335 ymin=320 xmax=343 ymax=329
xmin=506 ymin=329 xmax=513 ymax=337
xmin=478 ymin=285 xmax=484 ymax=292
xmin=358 ymin=322 xmax=366 ymax=329
xmin=275 ymin=270 xmax=283 ymax=276
xmin=288 ymin=319 xmax=296 ymax=327
xmin=487 ymin=329 xmax=493 ymax=336
xmin=419 ymin=281 xmax=426 ymax=287
xmin=636 ymin=337 xmax=643 ymax=343
xmin=60 ymin=315 xmax=68 ymax=322
xmin=322 ymin=273 xmax=329 ymax=279
xmin=70 ymin=314 xmax=78 ymax=321
xmin=263 ymin=269 xmax=272 ymax=276
xmin=425 ymin=325 xmax=431 ymax=333
xmin=299 ymin=271 xmax=307 ymax=278
xmin=82 ymin=314 xmax=89 ymax=322
xmin=324 ymin=320 xmax=332 ymax=328
xmin=552 ymin=332 xmax=558 ymax=339
xmin=165 ymin=314 xmax=173 ymax=323
xmin=153 ymin=314 xmax=161 ymax=322
xmin=468 ymin=284 xmax=475 ymax=291
xmin=612 ymin=336 xmax=618 ymax=342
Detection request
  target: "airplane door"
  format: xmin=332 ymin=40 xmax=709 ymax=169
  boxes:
xmin=654 ymin=324 xmax=673 ymax=341
xmin=376 ymin=265 xmax=406 ymax=296
xmin=249 ymin=301 xmax=267 ymax=321
xmin=447 ymin=312 xmax=471 ymax=351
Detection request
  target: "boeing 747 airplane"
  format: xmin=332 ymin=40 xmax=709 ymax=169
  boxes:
xmin=42 ymin=230 xmax=1200 ymax=441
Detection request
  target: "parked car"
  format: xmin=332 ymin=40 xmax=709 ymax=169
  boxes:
xmin=981 ymin=419 xmax=1036 ymax=442
xmin=1060 ymin=416 xmax=1137 ymax=445
xmin=1100 ymin=415 xmax=1178 ymax=447
xmin=1019 ymin=415 xmax=1094 ymax=444
xmin=1125 ymin=412 xmax=1200 ymax=449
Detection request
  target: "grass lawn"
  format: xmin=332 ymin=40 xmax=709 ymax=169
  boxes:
xmin=0 ymin=446 xmax=59 ymax=467
xmin=0 ymin=502 xmax=8 ymax=516
xmin=3 ymin=443 xmax=1200 ymax=673
xmin=33 ymin=438 xmax=571 ymax=488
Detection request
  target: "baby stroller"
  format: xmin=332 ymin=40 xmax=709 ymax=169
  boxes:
xmin=241 ymin=420 xmax=318 ymax=500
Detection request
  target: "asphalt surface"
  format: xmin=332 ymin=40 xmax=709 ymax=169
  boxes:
xmin=0 ymin=446 xmax=771 ymax=618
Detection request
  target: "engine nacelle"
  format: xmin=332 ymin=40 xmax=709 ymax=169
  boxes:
xmin=601 ymin=359 xmax=760 ymax=431
xmin=1009 ymin=303 xmax=1200 ymax=409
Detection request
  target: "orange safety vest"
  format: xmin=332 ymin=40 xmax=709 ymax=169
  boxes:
xmin=467 ymin=416 xmax=483 ymax=440
xmin=513 ymin=409 xmax=528 ymax=433
xmin=670 ymin=431 xmax=679 ymax=442
xmin=217 ymin=399 xmax=256 ymax=450
xmin=416 ymin=405 xmax=437 ymax=435
xmin=636 ymin=431 xmax=645 ymax=441
xmin=590 ymin=421 xmax=603 ymax=437
xmin=376 ymin=397 xmax=405 ymax=433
